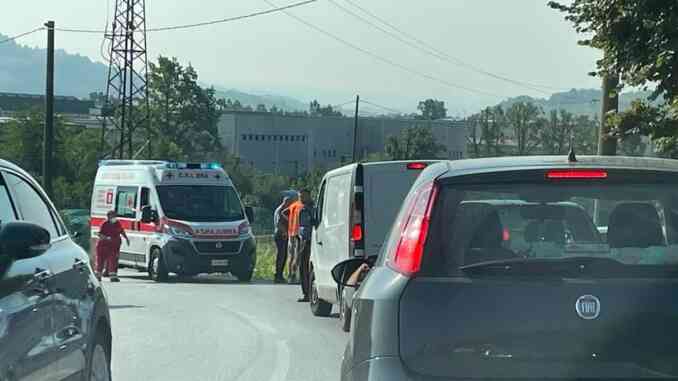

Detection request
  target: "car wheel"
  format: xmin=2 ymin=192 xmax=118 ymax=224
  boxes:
xmin=310 ymin=267 xmax=332 ymax=317
xmin=339 ymin=291 xmax=352 ymax=332
xmin=231 ymin=251 xmax=255 ymax=282
xmin=86 ymin=332 xmax=111 ymax=381
xmin=149 ymin=248 xmax=169 ymax=282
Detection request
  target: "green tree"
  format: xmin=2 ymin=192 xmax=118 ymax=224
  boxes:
xmin=541 ymin=109 xmax=575 ymax=155
xmin=309 ymin=100 xmax=342 ymax=117
xmin=256 ymin=104 xmax=268 ymax=112
xmin=549 ymin=0 xmax=678 ymax=157
xmin=506 ymin=102 xmax=542 ymax=155
xmin=417 ymin=99 xmax=447 ymax=120
xmin=148 ymin=56 xmax=222 ymax=160
xmin=385 ymin=125 xmax=446 ymax=160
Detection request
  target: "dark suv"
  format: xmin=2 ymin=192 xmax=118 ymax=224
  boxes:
xmin=335 ymin=156 xmax=678 ymax=381
xmin=0 ymin=159 xmax=112 ymax=381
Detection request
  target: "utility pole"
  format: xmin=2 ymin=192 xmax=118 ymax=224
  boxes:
xmin=598 ymin=73 xmax=619 ymax=155
xmin=352 ymin=94 xmax=360 ymax=161
xmin=43 ymin=21 xmax=55 ymax=197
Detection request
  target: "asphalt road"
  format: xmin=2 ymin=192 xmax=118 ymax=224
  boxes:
xmin=105 ymin=270 xmax=347 ymax=381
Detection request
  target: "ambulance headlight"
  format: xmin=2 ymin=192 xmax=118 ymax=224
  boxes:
xmin=164 ymin=224 xmax=193 ymax=239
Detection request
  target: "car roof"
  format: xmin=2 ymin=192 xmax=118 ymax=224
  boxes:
xmin=439 ymin=155 xmax=678 ymax=178
xmin=0 ymin=158 xmax=35 ymax=179
xmin=323 ymin=160 xmax=440 ymax=178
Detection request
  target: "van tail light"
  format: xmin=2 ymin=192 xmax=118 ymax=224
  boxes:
xmin=547 ymin=169 xmax=608 ymax=179
xmin=351 ymin=224 xmax=363 ymax=242
xmin=388 ymin=181 xmax=438 ymax=276
xmin=407 ymin=162 xmax=428 ymax=170
xmin=503 ymin=228 xmax=511 ymax=241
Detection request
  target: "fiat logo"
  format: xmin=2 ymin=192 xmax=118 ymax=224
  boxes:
xmin=575 ymin=295 xmax=600 ymax=320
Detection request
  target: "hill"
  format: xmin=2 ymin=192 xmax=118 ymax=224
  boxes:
xmin=211 ymin=86 xmax=307 ymax=112
xmin=0 ymin=33 xmax=108 ymax=98
xmin=499 ymin=88 xmax=657 ymax=117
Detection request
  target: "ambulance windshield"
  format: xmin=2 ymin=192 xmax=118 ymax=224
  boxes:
xmin=157 ymin=185 xmax=244 ymax=222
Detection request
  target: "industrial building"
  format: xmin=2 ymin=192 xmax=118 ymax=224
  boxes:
xmin=218 ymin=111 xmax=467 ymax=176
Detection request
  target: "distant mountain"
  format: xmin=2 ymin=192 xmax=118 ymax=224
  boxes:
xmin=499 ymin=88 xmax=657 ymax=117
xmin=0 ymin=33 xmax=107 ymax=98
xmin=210 ymin=86 xmax=308 ymax=112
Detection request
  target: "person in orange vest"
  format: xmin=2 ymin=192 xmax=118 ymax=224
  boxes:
xmin=284 ymin=193 xmax=304 ymax=284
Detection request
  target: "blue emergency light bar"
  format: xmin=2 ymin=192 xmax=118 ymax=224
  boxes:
xmin=165 ymin=162 xmax=222 ymax=170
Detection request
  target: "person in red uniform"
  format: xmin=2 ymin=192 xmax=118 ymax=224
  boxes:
xmin=96 ymin=210 xmax=129 ymax=282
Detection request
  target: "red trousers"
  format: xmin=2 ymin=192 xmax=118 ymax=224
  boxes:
xmin=96 ymin=243 xmax=120 ymax=275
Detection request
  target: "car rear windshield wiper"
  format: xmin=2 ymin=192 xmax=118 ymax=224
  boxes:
xmin=459 ymin=256 xmax=628 ymax=277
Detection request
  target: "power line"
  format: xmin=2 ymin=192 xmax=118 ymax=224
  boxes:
xmin=339 ymin=0 xmax=563 ymax=93
xmin=0 ymin=27 xmax=45 ymax=45
xmin=51 ymin=0 xmax=319 ymax=34
xmin=264 ymin=0 xmax=504 ymax=98
xmin=360 ymin=99 xmax=403 ymax=114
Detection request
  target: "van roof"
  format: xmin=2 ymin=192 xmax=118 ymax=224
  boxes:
xmin=323 ymin=160 xmax=440 ymax=178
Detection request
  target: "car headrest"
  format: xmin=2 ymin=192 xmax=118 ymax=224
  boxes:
xmin=607 ymin=203 xmax=664 ymax=248
xmin=524 ymin=221 xmax=541 ymax=242
xmin=469 ymin=210 xmax=503 ymax=249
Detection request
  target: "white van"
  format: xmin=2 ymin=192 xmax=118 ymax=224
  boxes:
xmin=90 ymin=160 xmax=256 ymax=282
xmin=309 ymin=160 xmax=437 ymax=319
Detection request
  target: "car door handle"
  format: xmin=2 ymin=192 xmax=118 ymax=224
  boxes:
xmin=32 ymin=268 xmax=53 ymax=295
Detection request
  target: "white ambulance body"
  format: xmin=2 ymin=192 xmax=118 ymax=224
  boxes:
xmin=90 ymin=160 xmax=256 ymax=282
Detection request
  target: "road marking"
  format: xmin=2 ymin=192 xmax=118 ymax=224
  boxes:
xmin=269 ymin=340 xmax=291 ymax=381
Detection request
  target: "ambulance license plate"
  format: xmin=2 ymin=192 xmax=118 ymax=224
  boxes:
xmin=211 ymin=259 xmax=229 ymax=267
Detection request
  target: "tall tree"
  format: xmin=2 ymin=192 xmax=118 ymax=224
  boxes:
xmin=385 ymin=125 xmax=446 ymax=160
xmin=549 ymin=0 xmax=678 ymax=157
xmin=506 ymin=102 xmax=542 ymax=155
xmin=417 ymin=99 xmax=447 ymax=120
xmin=541 ymin=109 xmax=575 ymax=155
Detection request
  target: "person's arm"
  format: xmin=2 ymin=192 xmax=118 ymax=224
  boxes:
xmin=119 ymin=225 xmax=130 ymax=245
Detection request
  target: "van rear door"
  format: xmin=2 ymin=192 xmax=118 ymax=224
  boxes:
xmin=362 ymin=162 xmax=429 ymax=257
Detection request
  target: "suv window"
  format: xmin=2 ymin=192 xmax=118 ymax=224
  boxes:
xmin=0 ymin=173 xmax=17 ymax=225
xmin=4 ymin=172 xmax=59 ymax=239
xmin=423 ymin=182 xmax=678 ymax=277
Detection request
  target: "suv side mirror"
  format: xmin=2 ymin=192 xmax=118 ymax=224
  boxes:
xmin=245 ymin=206 xmax=255 ymax=223
xmin=0 ymin=222 xmax=51 ymax=260
xmin=141 ymin=206 xmax=158 ymax=224
xmin=331 ymin=258 xmax=370 ymax=288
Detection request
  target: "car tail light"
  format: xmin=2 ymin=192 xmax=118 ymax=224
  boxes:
xmin=388 ymin=181 xmax=438 ymax=275
xmin=351 ymin=224 xmax=363 ymax=241
xmin=503 ymin=228 xmax=510 ymax=241
xmin=407 ymin=162 xmax=428 ymax=170
xmin=547 ymin=169 xmax=608 ymax=179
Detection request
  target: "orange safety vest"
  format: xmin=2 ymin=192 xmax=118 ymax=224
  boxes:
xmin=287 ymin=200 xmax=303 ymax=237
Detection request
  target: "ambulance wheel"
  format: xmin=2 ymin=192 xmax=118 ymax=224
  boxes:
xmin=149 ymin=248 xmax=169 ymax=282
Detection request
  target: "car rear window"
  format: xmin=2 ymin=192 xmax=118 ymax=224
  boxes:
xmin=422 ymin=178 xmax=678 ymax=277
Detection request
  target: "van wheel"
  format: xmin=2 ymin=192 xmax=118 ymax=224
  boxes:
xmin=149 ymin=248 xmax=169 ymax=282
xmin=339 ymin=292 xmax=352 ymax=332
xmin=310 ymin=268 xmax=332 ymax=317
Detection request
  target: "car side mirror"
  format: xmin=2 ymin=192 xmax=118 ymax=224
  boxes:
xmin=141 ymin=206 xmax=157 ymax=224
xmin=245 ymin=206 xmax=255 ymax=223
xmin=331 ymin=258 xmax=369 ymax=288
xmin=0 ymin=222 xmax=51 ymax=260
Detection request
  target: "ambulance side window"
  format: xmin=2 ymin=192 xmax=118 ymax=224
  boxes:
xmin=116 ymin=186 xmax=138 ymax=219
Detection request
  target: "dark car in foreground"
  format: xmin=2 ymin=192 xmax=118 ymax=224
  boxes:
xmin=334 ymin=155 xmax=678 ymax=381
xmin=0 ymin=159 xmax=112 ymax=381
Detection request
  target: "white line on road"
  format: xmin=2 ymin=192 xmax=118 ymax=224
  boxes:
xmin=269 ymin=340 xmax=291 ymax=381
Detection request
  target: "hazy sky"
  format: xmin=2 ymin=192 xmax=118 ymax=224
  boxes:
xmin=2 ymin=0 xmax=601 ymax=115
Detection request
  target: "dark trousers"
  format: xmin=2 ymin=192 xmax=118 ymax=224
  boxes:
xmin=275 ymin=235 xmax=288 ymax=279
xmin=299 ymin=240 xmax=311 ymax=298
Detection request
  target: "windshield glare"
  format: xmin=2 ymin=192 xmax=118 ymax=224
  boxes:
xmin=157 ymin=185 xmax=244 ymax=222
xmin=424 ymin=184 xmax=678 ymax=276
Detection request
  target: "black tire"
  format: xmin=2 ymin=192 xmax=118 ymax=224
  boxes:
xmin=310 ymin=267 xmax=332 ymax=317
xmin=149 ymin=248 xmax=169 ymax=282
xmin=86 ymin=330 xmax=111 ymax=381
xmin=339 ymin=290 xmax=352 ymax=332
xmin=231 ymin=250 xmax=256 ymax=282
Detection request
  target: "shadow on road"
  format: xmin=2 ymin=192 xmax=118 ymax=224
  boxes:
xmin=109 ymin=304 xmax=145 ymax=310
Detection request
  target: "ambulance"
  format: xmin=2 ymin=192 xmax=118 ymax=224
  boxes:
xmin=90 ymin=160 xmax=256 ymax=282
